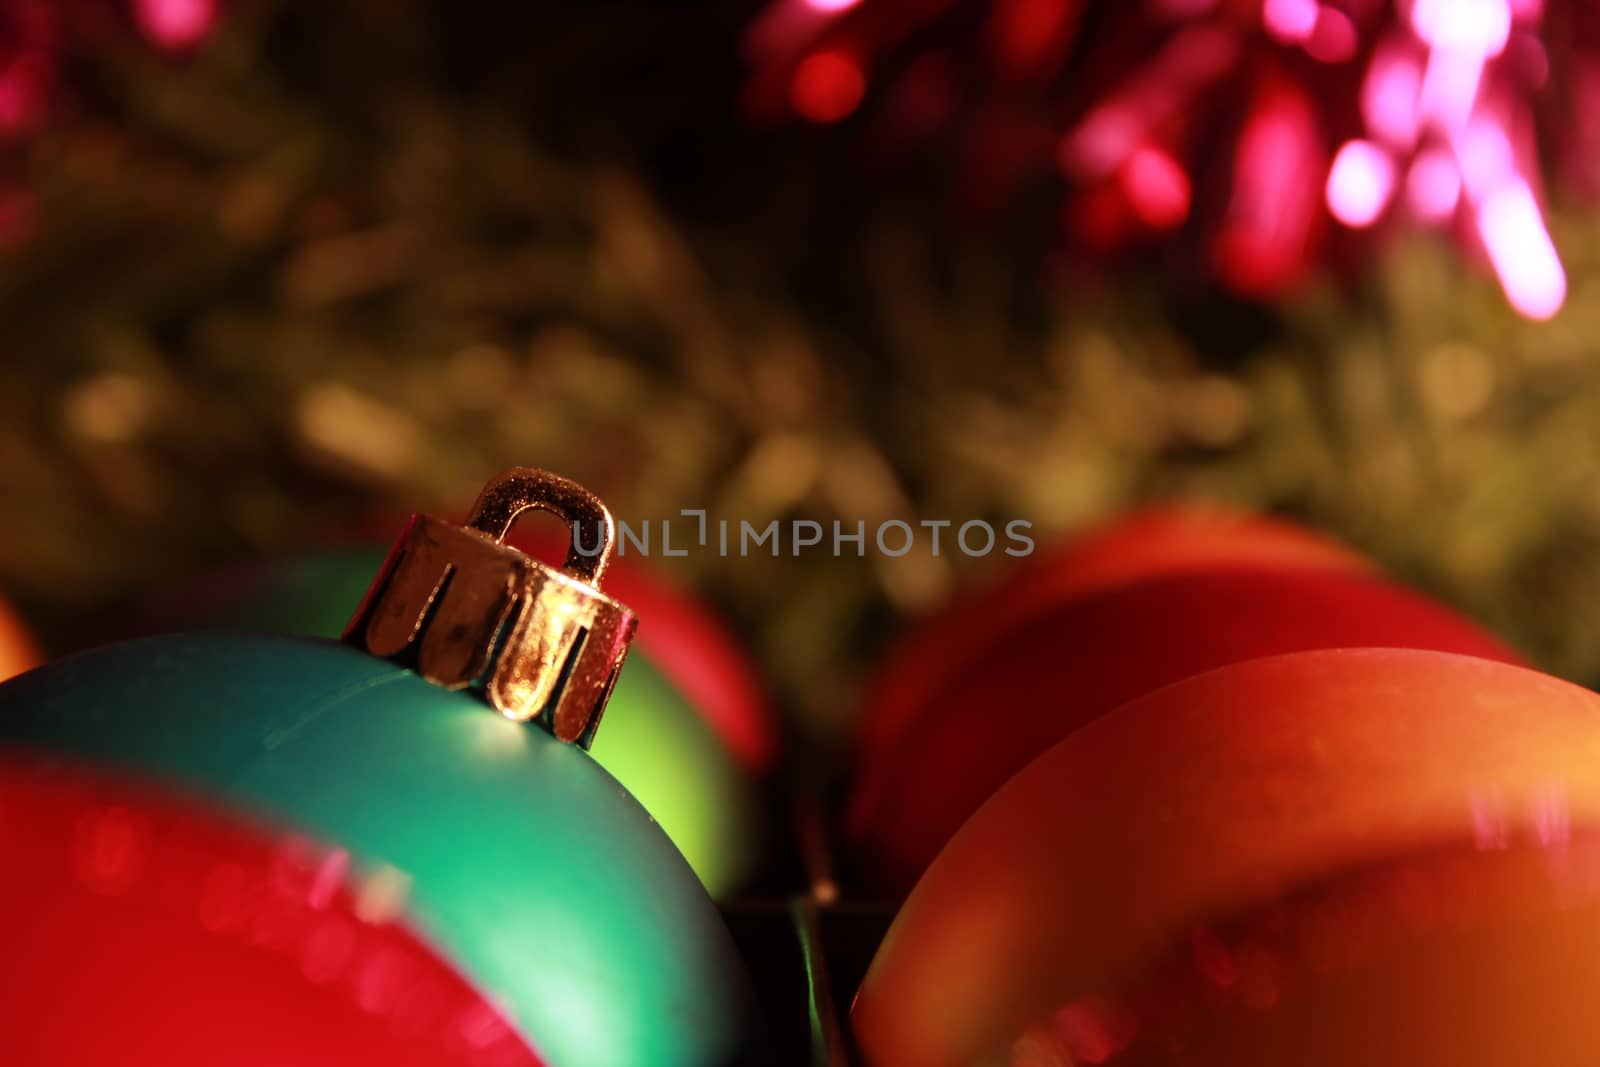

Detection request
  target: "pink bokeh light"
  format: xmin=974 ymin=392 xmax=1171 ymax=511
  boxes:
xmin=1121 ymin=145 xmax=1192 ymax=230
xmin=1410 ymin=0 xmax=1513 ymax=57
xmin=1063 ymin=105 xmax=1142 ymax=180
xmin=1264 ymin=0 xmax=1319 ymax=44
xmin=1213 ymin=83 xmax=1324 ymax=296
xmin=0 ymin=58 xmax=47 ymax=137
xmin=1477 ymin=178 xmax=1566 ymax=320
xmin=987 ymin=0 xmax=1083 ymax=80
xmin=1305 ymin=7 xmax=1359 ymax=64
xmin=1405 ymin=148 xmax=1462 ymax=221
xmin=791 ymin=49 xmax=867 ymax=123
xmin=1059 ymin=27 xmax=1237 ymax=181
xmin=1363 ymin=40 xmax=1424 ymax=148
xmin=1327 ymin=140 xmax=1397 ymax=227
xmin=134 ymin=0 xmax=218 ymax=51
xmin=1419 ymin=46 xmax=1489 ymax=131
xmin=1454 ymin=117 xmax=1516 ymax=201
xmin=749 ymin=0 xmax=1570 ymax=320
xmin=1412 ymin=0 xmax=1512 ymax=131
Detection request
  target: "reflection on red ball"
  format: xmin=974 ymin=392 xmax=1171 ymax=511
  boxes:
xmin=0 ymin=755 xmax=541 ymax=1067
xmin=849 ymin=567 xmax=1521 ymax=891
xmin=856 ymin=506 xmax=1370 ymax=767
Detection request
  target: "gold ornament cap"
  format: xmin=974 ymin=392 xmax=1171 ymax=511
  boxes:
xmin=345 ymin=467 xmax=637 ymax=748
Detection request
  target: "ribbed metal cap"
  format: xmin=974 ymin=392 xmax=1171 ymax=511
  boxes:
xmin=345 ymin=467 xmax=637 ymax=747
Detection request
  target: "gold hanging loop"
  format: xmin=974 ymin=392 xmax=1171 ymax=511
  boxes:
xmin=345 ymin=467 xmax=638 ymax=747
xmin=463 ymin=467 xmax=616 ymax=585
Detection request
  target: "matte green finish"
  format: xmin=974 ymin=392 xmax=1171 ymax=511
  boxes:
xmin=0 ymin=634 xmax=760 ymax=1067
xmin=132 ymin=549 xmax=759 ymax=894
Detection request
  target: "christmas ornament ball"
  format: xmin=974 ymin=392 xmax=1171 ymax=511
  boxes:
xmin=857 ymin=506 xmax=1371 ymax=765
xmin=128 ymin=546 xmax=764 ymax=895
xmin=853 ymin=649 xmax=1600 ymax=1067
xmin=847 ymin=567 xmax=1522 ymax=890
xmin=0 ymin=632 xmax=760 ymax=1067
xmin=0 ymin=754 xmax=541 ymax=1067
xmin=0 ymin=592 xmax=41 ymax=683
xmin=1037 ymin=831 xmax=1600 ymax=1067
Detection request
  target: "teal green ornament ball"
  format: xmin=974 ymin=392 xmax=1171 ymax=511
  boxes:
xmin=0 ymin=633 xmax=760 ymax=1067
xmin=129 ymin=548 xmax=760 ymax=895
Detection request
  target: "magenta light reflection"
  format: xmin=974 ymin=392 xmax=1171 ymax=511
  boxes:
xmin=1362 ymin=40 xmax=1424 ymax=148
xmin=1264 ymin=0 xmax=1319 ymax=44
xmin=134 ymin=0 xmax=217 ymax=50
xmin=1321 ymin=0 xmax=1566 ymax=319
xmin=1411 ymin=0 xmax=1510 ymax=137
xmin=1411 ymin=0 xmax=1512 ymax=55
xmin=1214 ymin=82 xmax=1323 ymax=295
xmin=1405 ymin=148 xmax=1462 ymax=220
xmin=746 ymin=0 xmax=1571 ymax=319
xmin=1065 ymin=105 xmax=1144 ymax=180
xmin=1123 ymin=145 xmax=1192 ymax=229
xmin=1479 ymin=179 xmax=1566 ymax=320
xmin=1454 ymin=117 xmax=1516 ymax=201
xmin=1418 ymin=46 xmax=1491 ymax=131
xmin=1303 ymin=7 xmax=1359 ymax=63
xmin=744 ymin=0 xmax=864 ymax=71
xmin=1059 ymin=26 xmax=1238 ymax=181
xmin=1327 ymin=140 xmax=1396 ymax=227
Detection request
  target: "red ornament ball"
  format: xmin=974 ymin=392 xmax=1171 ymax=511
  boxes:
xmin=856 ymin=506 xmax=1370 ymax=768
xmin=849 ymin=566 xmax=1522 ymax=890
xmin=0 ymin=754 xmax=541 ymax=1067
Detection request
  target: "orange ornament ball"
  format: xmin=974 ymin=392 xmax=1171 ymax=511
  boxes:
xmin=852 ymin=649 xmax=1600 ymax=1067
